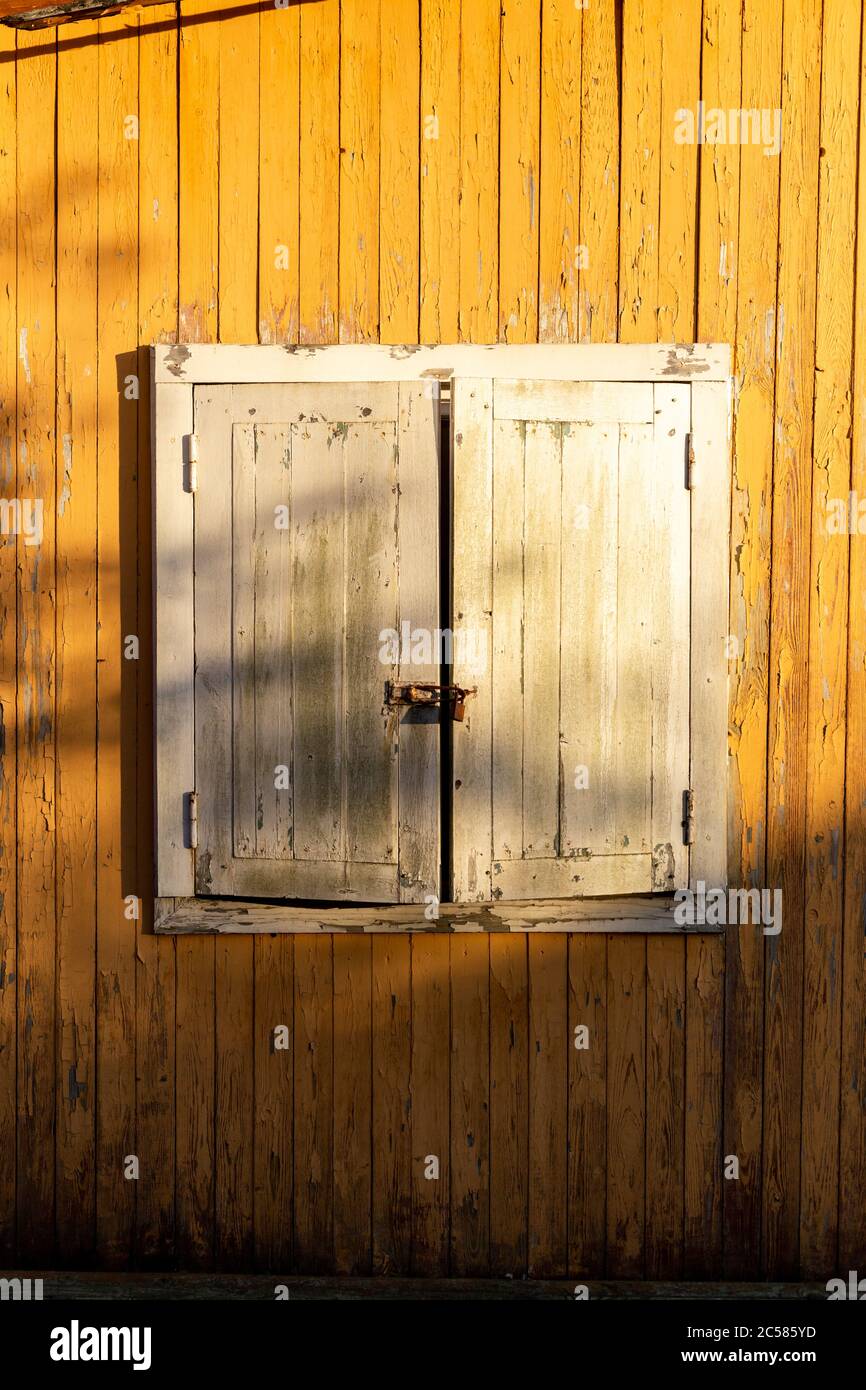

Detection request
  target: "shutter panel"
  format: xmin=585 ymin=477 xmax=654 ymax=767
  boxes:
xmin=193 ymin=381 xmax=440 ymax=903
xmin=451 ymin=378 xmax=691 ymax=902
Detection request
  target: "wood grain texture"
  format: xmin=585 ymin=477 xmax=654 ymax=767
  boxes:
xmin=299 ymin=0 xmax=339 ymax=343
xmin=3 ymin=1 xmax=864 ymax=1285
xmin=55 ymin=17 xmax=98 ymax=1267
xmin=763 ymin=0 xmax=822 ymax=1280
xmin=420 ymin=0 xmax=460 ymax=341
xmin=380 ymin=0 xmax=420 ymax=343
xmin=840 ymin=5 xmax=866 ymax=1276
xmin=722 ymin=0 xmax=781 ymax=1280
xmin=16 ymin=21 xmax=57 ymax=1267
xmin=136 ymin=1 xmax=178 ymax=1268
xmin=499 ymin=0 xmax=540 ymax=341
xmin=800 ymin=0 xmax=858 ymax=1279
xmin=0 ymin=21 xmax=16 ymax=1263
xmin=258 ymin=0 xmax=299 ymax=345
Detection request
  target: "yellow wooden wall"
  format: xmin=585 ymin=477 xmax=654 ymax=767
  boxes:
xmin=0 ymin=0 xmax=864 ymax=1279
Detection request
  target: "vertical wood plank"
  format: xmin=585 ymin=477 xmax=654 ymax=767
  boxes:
xmin=218 ymin=3 xmax=258 ymax=343
xmin=333 ymin=935 xmax=372 ymax=1273
xmin=299 ymin=0 xmax=340 ymax=343
xmin=410 ymin=935 xmax=449 ymax=1275
xmin=491 ymin=420 xmax=524 ymax=863
xmin=567 ymin=935 xmax=607 ymax=1276
xmin=489 ymin=934 xmax=527 ymax=1274
xmin=684 ymin=934 xmax=723 ymax=1276
xmin=645 ymin=938 xmax=685 ymax=1279
xmin=618 ymin=0 xmax=662 ymax=340
xmin=16 ymin=22 xmax=57 ymax=1268
xmin=606 ymin=936 xmax=645 ymax=1278
xmin=452 ymin=379 xmax=493 ymax=902
xmin=294 ymin=937 xmax=334 ymax=1271
xmin=253 ymin=936 xmax=293 ymax=1271
xmin=380 ymin=0 xmax=420 ymax=343
xmin=176 ymin=0 xmax=220 ymax=1273
xmin=723 ymin=0 xmax=781 ymax=1280
xmin=397 ymin=382 xmax=439 ymax=901
xmin=521 ymin=423 xmax=561 ymax=858
xmin=459 ymin=0 xmax=499 ymax=342
xmin=179 ymin=0 xmax=220 ymax=343
xmin=578 ymin=0 xmax=619 ymax=343
xmin=291 ymin=421 xmax=344 ymax=862
xmin=137 ymin=0 xmax=179 ymax=1268
xmin=538 ymin=0 xmax=581 ymax=342
xmin=340 ymin=0 xmax=380 ymax=342
xmin=799 ymin=0 xmax=858 ymax=1280
xmin=0 ymin=22 xmax=16 ymax=1262
xmin=259 ymin=0 xmax=300 ymax=344
xmin=450 ymin=935 xmax=489 ymax=1275
xmin=763 ymin=0 xmax=821 ymax=1279
xmin=55 ymin=19 xmax=98 ymax=1266
xmin=559 ymin=428 xmax=617 ymax=856
xmin=840 ymin=8 xmax=866 ymax=1276
xmin=372 ymin=936 xmax=412 ymax=1273
xmin=528 ymin=936 xmax=567 ymax=1276
xmin=214 ymin=9 xmax=257 ymax=1257
xmin=215 ymin=937 xmax=254 ymax=1269
xmin=656 ymin=0 xmax=700 ymax=343
xmin=498 ymin=0 xmax=540 ymax=341
xmin=420 ymin=0 xmax=460 ymax=341
xmin=691 ymin=0 xmax=740 ymax=1283
xmin=96 ymin=12 xmax=139 ymax=1268
xmin=175 ymin=938 xmax=215 ymax=1268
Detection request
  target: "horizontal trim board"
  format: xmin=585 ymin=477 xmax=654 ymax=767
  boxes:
xmin=493 ymin=379 xmax=653 ymax=422
xmin=154 ymin=895 xmax=724 ymax=934
xmin=153 ymin=342 xmax=733 ymax=385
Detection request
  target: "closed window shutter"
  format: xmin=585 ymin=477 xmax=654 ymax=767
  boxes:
xmin=192 ymin=380 xmax=440 ymax=903
xmin=451 ymin=378 xmax=692 ymax=902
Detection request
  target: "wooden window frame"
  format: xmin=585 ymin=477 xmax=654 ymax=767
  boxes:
xmin=151 ymin=343 xmax=731 ymax=935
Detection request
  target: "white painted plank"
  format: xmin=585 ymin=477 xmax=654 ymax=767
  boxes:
xmin=231 ymin=422 xmax=257 ymax=858
xmin=156 ymin=894 xmax=707 ymax=935
xmin=614 ymin=423 xmax=654 ymax=856
xmin=494 ymin=379 xmax=653 ymax=423
xmin=396 ymin=381 xmax=441 ymax=902
xmin=344 ymin=420 xmax=399 ymax=865
xmin=254 ymin=424 xmax=294 ymax=858
xmin=155 ymin=342 xmax=733 ymax=384
xmin=291 ymin=419 xmax=345 ymax=863
xmin=231 ymin=380 xmax=397 ymax=423
xmin=650 ymin=385 xmax=692 ymax=890
xmin=452 ymin=379 xmax=494 ymax=901
xmin=153 ymin=379 xmax=195 ymax=896
xmin=521 ymin=420 xmax=562 ymax=856
xmin=492 ymin=853 xmax=653 ymax=900
xmin=559 ymin=422 xmax=619 ymax=855
xmin=491 ymin=419 xmax=525 ymax=862
xmin=193 ymin=385 xmax=236 ymax=895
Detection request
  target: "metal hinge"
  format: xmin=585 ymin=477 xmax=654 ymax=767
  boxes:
xmin=682 ymin=789 xmax=695 ymax=846
xmin=186 ymin=433 xmax=199 ymax=493
xmin=188 ymin=791 xmax=198 ymax=850
xmin=685 ymin=432 xmax=694 ymax=489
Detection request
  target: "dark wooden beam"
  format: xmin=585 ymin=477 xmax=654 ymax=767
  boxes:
xmin=0 ymin=0 xmax=172 ymax=29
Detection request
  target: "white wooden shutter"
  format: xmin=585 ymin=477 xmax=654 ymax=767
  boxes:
xmin=192 ymin=381 xmax=440 ymax=903
xmin=451 ymin=378 xmax=692 ymax=902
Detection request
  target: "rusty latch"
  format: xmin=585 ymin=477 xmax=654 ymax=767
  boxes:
xmin=386 ymin=680 xmax=478 ymax=722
